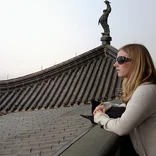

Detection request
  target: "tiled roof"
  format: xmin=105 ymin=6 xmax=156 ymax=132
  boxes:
xmin=0 ymin=44 xmax=122 ymax=156
xmin=0 ymin=45 xmax=121 ymax=114
xmin=0 ymin=105 xmax=92 ymax=156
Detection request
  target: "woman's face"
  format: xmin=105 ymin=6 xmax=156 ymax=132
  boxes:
xmin=114 ymin=50 xmax=133 ymax=78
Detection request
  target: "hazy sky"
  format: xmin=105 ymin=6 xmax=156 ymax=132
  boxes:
xmin=0 ymin=0 xmax=156 ymax=80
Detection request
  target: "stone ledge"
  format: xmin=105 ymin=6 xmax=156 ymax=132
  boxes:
xmin=59 ymin=125 xmax=123 ymax=156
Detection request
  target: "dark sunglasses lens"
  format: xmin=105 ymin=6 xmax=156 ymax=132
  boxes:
xmin=117 ymin=57 xmax=125 ymax=64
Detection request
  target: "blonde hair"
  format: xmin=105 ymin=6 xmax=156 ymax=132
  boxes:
xmin=119 ymin=44 xmax=156 ymax=103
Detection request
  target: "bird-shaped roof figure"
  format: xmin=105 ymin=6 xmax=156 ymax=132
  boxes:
xmin=98 ymin=1 xmax=111 ymax=35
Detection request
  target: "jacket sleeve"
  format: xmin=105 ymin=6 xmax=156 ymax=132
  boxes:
xmin=99 ymin=101 xmax=126 ymax=112
xmin=94 ymin=84 xmax=156 ymax=136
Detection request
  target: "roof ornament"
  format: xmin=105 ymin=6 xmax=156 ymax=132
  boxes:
xmin=98 ymin=0 xmax=112 ymax=45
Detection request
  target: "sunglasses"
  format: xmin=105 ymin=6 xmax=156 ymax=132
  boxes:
xmin=116 ymin=56 xmax=131 ymax=65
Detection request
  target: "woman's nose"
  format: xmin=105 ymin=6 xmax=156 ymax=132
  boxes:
xmin=113 ymin=61 xmax=117 ymax=67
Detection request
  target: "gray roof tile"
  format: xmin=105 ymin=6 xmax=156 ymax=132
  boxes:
xmin=0 ymin=105 xmax=92 ymax=155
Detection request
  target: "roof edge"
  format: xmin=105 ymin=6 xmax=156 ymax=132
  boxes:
xmin=0 ymin=45 xmax=118 ymax=92
xmin=53 ymin=125 xmax=94 ymax=156
xmin=0 ymin=46 xmax=103 ymax=83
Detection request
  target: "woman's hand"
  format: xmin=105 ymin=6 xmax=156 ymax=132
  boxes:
xmin=93 ymin=104 xmax=105 ymax=115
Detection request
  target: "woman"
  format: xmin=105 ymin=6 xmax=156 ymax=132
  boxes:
xmin=93 ymin=44 xmax=156 ymax=156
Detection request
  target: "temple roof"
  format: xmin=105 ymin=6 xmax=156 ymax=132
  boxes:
xmin=0 ymin=45 xmax=121 ymax=113
xmin=0 ymin=44 xmax=121 ymax=156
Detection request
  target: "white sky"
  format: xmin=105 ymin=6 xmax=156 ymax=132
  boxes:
xmin=0 ymin=0 xmax=156 ymax=80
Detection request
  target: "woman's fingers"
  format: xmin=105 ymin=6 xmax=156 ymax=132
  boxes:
xmin=93 ymin=105 xmax=105 ymax=115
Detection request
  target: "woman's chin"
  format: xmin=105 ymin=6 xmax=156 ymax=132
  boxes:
xmin=117 ymin=73 xmax=124 ymax=78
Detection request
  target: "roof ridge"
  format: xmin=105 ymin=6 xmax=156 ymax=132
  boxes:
xmin=0 ymin=45 xmax=118 ymax=93
xmin=0 ymin=46 xmax=103 ymax=92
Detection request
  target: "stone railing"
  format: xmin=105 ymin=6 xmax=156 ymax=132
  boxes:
xmin=58 ymin=125 xmax=123 ymax=156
